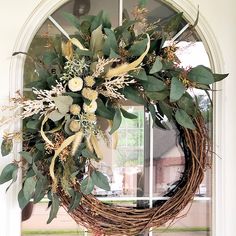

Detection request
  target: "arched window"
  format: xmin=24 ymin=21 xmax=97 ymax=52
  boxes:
xmin=20 ymin=1 xmax=213 ymax=235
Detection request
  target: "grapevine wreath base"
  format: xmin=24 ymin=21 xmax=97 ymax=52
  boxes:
xmin=59 ymin=115 xmax=209 ymax=235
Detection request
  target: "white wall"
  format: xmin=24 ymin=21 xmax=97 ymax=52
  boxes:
xmin=0 ymin=0 xmax=235 ymax=235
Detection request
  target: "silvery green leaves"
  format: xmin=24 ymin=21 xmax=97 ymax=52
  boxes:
xmin=80 ymin=170 xmax=110 ymax=195
xmin=188 ymin=65 xmax=214 ymax=85
xmin=170 ymin=77 xmax=186 ymax=102
xmin=48 ymin=96 xmax=73 ymax=122
xmin=175 ymin=109 xmax=196 ymax=130
xmin=1 ymin=138 xmax=13 ymax=157
xmin=0 ymin=163 xmax=18 ymax=185
xmin=47 ymin=194 xmax=60 ymax=224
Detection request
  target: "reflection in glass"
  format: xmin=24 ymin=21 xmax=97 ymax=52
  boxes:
xmin=93 ymin=105 xmax=149 ymax=197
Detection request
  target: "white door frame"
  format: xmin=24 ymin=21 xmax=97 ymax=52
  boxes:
xmin=2 ymin=0 xmax=232 ymax=235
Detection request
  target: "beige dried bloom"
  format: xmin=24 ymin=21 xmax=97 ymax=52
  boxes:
xmin=84 ymin=76 xmax=96 ymax=87
xmin=83 ymin=100 xmax=97 ymax=113
xmin=69 ymin=120 xmax=81 ymax=132
xmin=82 ymin=88 xmax=98 ymax=101
xmin=68 ymin=77 xmax=83 ymax=92
xmin=70 ymin=104 xmax=81 ymax=115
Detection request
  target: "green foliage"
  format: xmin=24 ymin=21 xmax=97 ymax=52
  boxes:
xmin=91 ymin=170 xmax=110 ymax=191
xmin=96 ymin=98 xmax=114 ymax=120
xmin=47 ymin=194 xmax=60 ymax=224
xmin=1 ymin=139 xmax=13 ymax=157
xmin=63 ymin=12 xmax=81 ymax=29
xmin=175 ymin=109 xmax=196 ymax=130
xmin=177 ymin=93 xmax=197 ymax=116
xmin=123 ymin=86 xmax=147 ymax=105
xmin=23 ymin=176 xmax=37 ymax=202
xmin=18 ymin=189 xmax=30 ymax=209
xmin=90 ymin=25 xmax=104 ymax=57
xmin=164 ymin=12 xmax=183 ymax=33
xmin=80 ymin=177 xmax=94 ymax=195
xmin=0 ymin=163 xmax=18 ymax=184
xmin=121 ymin=108 xmax=138 ymax=119
xmin=109 ymin=108 xmax=122 ymax=134
xmin=103 ymin=28 xmax=118 ymax=56
xmin=170 ymin=77 xmax=186 ymax=102
xmin=146 ymin=90 xmax=169 ymax=101
xmin=19 ymin=151 xmax=33 ymax=164
xmin=130 ymin=69 xmax=148 ymax=81
xmin=188 ymin=65 xmax=214 ymax=85
xmin=68 ymin=192 xmax=82 ymax=212
xmin=213 ymin=73 xmax=229 ymax=82
xmin=52 ymin=96 xmax=73 ymax=114
xmin=34 ymin=177 xmax=48 ymax=203
xmin=141 ymin=76 xmax=166 ymax=92
xmin=149 ymin=57 xmax=163 ymax=74
xmin=129 ymin=38 xmax=148 ymax=56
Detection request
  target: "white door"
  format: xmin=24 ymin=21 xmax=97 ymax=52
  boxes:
xmin=0 ymin=1 xmax=236 ymax=236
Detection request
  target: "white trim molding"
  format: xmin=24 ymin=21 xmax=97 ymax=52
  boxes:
xmin=7 ymin=0 xmax=232 ymax=236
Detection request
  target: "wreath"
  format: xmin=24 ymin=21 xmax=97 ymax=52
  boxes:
xmin=0 ymin=1 xmax=227 ymax=235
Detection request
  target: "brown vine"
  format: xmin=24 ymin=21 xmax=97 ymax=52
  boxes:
xmin=58 ymin=114 xmax=210 ymax=235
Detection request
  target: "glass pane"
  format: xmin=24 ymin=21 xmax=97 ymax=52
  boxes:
xmin=153 ymin=127 xmax=185 ymax=196
xmin=24 ymin=0 xmax=119 ymax=88
xmin=93 ymin=104 xmax=149 ymax=197
xmin=152 ymin=200 xmax=211 ymax=236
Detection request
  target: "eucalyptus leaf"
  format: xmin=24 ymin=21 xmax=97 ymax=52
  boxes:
xmin=80 ymin=177 xmax=94 ymax=195
xmin=177 ymin=93 xmax=197 ymax=116
xmin=1 ymin=139 xmax=13 ymax=157
xmin=34 ymin=178 xmax=46 ymax=203
xmin=141 ymin=76 xmax=166 ymax=92
xmin=175 ymin=109 xmax=196 ymax=130
xmin=103 ymin=28 xmax=118 ymax=55
xmin=90 ymin=11 xmax=103 ymax=32
xmin=120 ymin=108 xmax=138 ymax=119
xmin=18 ymin=189 xmax=30 ymax=209
xmin=130 ymin=69 xmax=148 ymax=81
xmin=91 ymin=170 xmax=110 ymax=191
xmin=48 ymin=110 xmax=65 ymax=122
xmin=43 ymin=52 xmax=58 ymax=65
xmin=170 ymin=77 xmax=186 ymax=102
xmin=90 ymin=25 xmax=104 ymax=57
xmin=109 ymin=48 xmax=120 ymax=58
xmin=149 ymin=57 xmax=163 ymax=74
xmin=23 ymin=176 xmax=37 ymax=201
xmin=164 ymin=12 xmax=183 ymax=33
xmin=76 ymin=48 xmax=93 ymax=57
xmin=123 ymin=86 xmax=146 ymax=105
xmin=129 ymin=38 xmax=148 ymax=56
xmin=158 ymin=101 xmax=173 ymax=121
xmin=213 ymin=73 xmax=229 ymax=82
xmin=95 ymin=99 xmax=114 ymax=120
xmin=0 ymin=163 xmax=18 ymax=184
xmin=109 ymin=108 xmax=122 ymax=135
xmin=68 ymin=192 xmax=82 ymax=212
xmin=63 ymin=12 xmax=81 ymax=29
xmin=6 ymin=168 xmax=18 ymax=192
xmin=19 ymin=151 xmax=33 ymax=164
xmin=26 ymin=120 xmax=41 ymax=130
xmin=47 ymin=194 xmax=60 ymax=224
xmin=82 ymin=148 xmax=98 ymax=160
xmin=52 ymin=96 xmax=73 ymax=114
xmin=188 ymin=65 xmax=214 ymax=85
xmin=146 ymin=90 xmax=169 ymax=101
